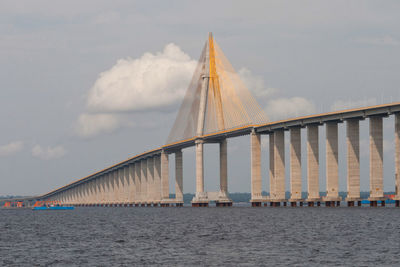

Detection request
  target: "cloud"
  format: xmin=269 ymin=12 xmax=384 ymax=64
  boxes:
xmin=264 ymin=97 xmax=316 ymax=121
xmin=0 ymin=141 xmax=24 ymax=157
xmin=331 ymin=98 xmax=377 ymax=111
xmin=355 ymin=36 xmax=400 ymax=46
xmin=75 ymin=43 xmax=197 ymax=138
xmin=238 ymin=67 xmax=278 ymax=102
xmin=75 ymin=113 xmax=123 ymax=138
xmin=87 ymin=43 xmax=197 ymax=113
xmin=32 ymin=145 xmax=67 ymax=160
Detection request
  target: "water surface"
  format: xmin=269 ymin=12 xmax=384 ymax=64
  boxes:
xmin=1 ymin=206 xmax=399 ymax=266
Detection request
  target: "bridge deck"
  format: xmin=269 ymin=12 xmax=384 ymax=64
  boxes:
xmin=38 ymin=102 xmax=400 ymax=199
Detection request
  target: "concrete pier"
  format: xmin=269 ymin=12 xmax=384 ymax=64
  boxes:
xmin=175 ymin=150 xmax=184 ymax=203
xmin=289 ymin=127 xmax=303 ymax=205
xmin=323 ymin=122 xmax=341 ymax=205
xmin=345 ymin=119 xmax=362 ymax=205
xmin=128 ymin=164 xmax=135 ymax=204
xmin=192 ymin=140 xmax=208 ymax=206
xmin=306 ymin=124 xmax=320 ymax=204
xmin=161 ymin=151 xmax=169 ymax=201
xmin=216 ymin=139 xmax=232 ymax=206
xmin=270 ymin=130 xmax=286 ymax=205
xmin=153 ymin=156 xmax=161 ymax=203
xmin=394 ymin=113 xmax=400 ymax=203
xmin=141 ymin=160 xmax=148 ymax=204
xmin=269 ymin=133 xmax=275 ymax=203
xmin=135 ymin=162 xmax=142 ymax=204
xmin=147 ymin=158 xmax=154 ymax=204
xmin=250 ymin=130 xmax=263 ymax=206
xmin=368 ymin=116 xmax=385 ymax=203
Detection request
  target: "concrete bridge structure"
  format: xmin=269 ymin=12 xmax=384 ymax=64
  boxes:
xmin=37 ymin=34 xmax=400 ymax=208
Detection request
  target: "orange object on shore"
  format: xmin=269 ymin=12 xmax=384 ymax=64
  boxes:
xmin=33 ymin=200 xmax=61 ymax=207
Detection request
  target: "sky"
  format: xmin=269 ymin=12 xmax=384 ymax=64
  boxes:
xmin=1 ymin=1 xmax=400 ymax=196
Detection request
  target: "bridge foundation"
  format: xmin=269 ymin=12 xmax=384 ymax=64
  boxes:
xmin=289 ymin=127 xmax=303 ymax=206
xmin=394 ymin=113 xmax=400 ymax=204
xmin=192 ymin=140 xmax=209 ymax=206
xmin=323 ymin=122 xmax=342 ymax=205
xmin=269 ymin=130 xmax=286 ymax=205
xmin=175 ymin=149 xmax=184 ymax=205
xmin=216 ymin=139 xmax=233 ymax=207
xmin=368 ymin=116 xmax=385 ymax=204
xmin=250 ymin=130 xmax=264 ymax=206
xmin=160 ymin=151 xmax=170 ymax=205
xmin=305 ymin=124 xmax=321 ymax=204
xmin=345 ymin=119 xmax=362 ymax=205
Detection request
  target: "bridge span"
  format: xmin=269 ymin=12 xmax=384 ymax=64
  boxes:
xmin=36 ymin=34 xmax=400 ymax=208
xmin=38 ymin=102 xmax=400 ymax=208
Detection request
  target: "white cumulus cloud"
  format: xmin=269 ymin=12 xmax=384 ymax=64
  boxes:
xmin=75 ymin=43 xmax=198 ymax=138
xmin=75 ymin=113 xmax=123 ymax=138
xmin=0 ymin=141 xmax=24 ymax=157
xmin=87 ymin=43 xmax=197 ymax=113
xmin=264 ymin=97 xmax=316 ymax=121
xmin=32 ymin=145 xmax=67 ymax=160
xmin=238 ymin=67 xmax=278 ymax=102
xmin=331 ymin=98 xmax=377 ymax=111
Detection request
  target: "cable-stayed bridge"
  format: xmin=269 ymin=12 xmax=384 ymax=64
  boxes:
xmin=30 ymin=33 xmax=400 ymax=207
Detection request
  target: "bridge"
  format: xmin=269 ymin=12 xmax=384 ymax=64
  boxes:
xmin=35 ymin=33 xmax=400 ymax=208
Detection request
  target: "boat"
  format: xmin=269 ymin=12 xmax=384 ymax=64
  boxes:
xmin=32 ymin=200 xmax=74 ymax=210
xmin=360 ymin=194 xmax=396 ymax=205
xmin=33 ymin=206 xmax=74 ymax=210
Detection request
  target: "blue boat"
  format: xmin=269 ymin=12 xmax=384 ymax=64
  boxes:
xmin=33 ymin=206 xmax=74 ymax=210
xmin=32 ymin=201 xmax=74 ymax=210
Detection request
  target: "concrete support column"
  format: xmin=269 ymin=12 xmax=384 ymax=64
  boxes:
xmin=175 ymin=150 xmax=183 ymax=202
xmin=216 ymin=139 xmax=232 ymax=206
xmin=196 ymin=140 xmax=204 ymax=195
xmin=153 ymin=156 xmax=161 ymax=203
xmin=128 ymin=164 xmax=135 ymax=204
xmin=113 ymin=170 xmax=120 ymax=205
xmin=90 ymin=179 xmax=98 ymax=205
xmin=161 ymin=151 xmax=169 ymax=200
xmin=273 ymin=130 xmax=285 ymax=201
xmin=289 ymin=127 xmax=302 ymax=202
xmin=306 ymin=124 xmax=320 ymax=203
xmin=135 ymin=162 xmax=141 ymax=204
xmin=74 ymin=186 xmax=79 ymax=205
xmin=117 ymin=169 xmax=123 ymax=204
xmin=82 ymin=185 xmax=86 ymax=205
xmin=122 ymin=167 xmax=129 ymax=204
xmin=83 ymin=183 xmax=89 ymax=205
xmin=369 ymin=116 xmax=384 ymax=202
xmin=77 ymin=185 xmax=82 ymax=205
xmin=250 ymin=130 xmax=262 ymax=206
xmin=220 ymin=139 xmax=228 ymax=194
xmin=269 ymin=133 xmax=275 ymax=200
xmin=87 ymin=181 xmax=93 ymax=205
xmin=394 ymin=113 xmax=400 ymax=202
xmin=100 ymin=175 xmax=105 ymax=204
xmin=105 ymin=173 xmax=111 ymax=204
xmin=324 ymin=122 xmax=341 ymax=204
xmin=95 ymin=178 xmax=100 ymax=205
xmin=141 ymin=160 xmax=147 ymax=204
xmin=192 ymin=140 xmax=208 ymax=206
xmin=83 ymin=183 xmax=88 ymax=205
xmin=70 ymin=187 xmax=75 ymax=205
xmin=345 ymin=119 xmax=361 ymax=205
xmin=147 ymin=157 xmax=154 ymax=204
xmin=89 ymin=180 xmax=95 ymax=205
